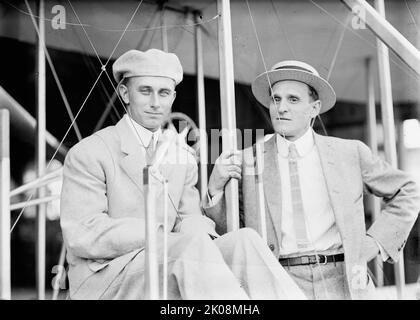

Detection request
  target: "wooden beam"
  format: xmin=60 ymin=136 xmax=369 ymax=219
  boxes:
xmin=35 ymin=0 xmax=46 ymax=300
xmin=341 ymin=0 xmax=420 ymax=76
xmin=0 ymin=109 xmax=11 ymax=300
xmin=143 ymin=167 xmax=159 ymax=300
xmin=365 ymin=57 xmax=383 ymax=287
xmin=194 ymin=12 xmax=209 ymax=199
xmin=0 ymin=86 xmax=68 ymax=158
xmin=217 ymin=0 xmax=240 ymax=231
xmin=374 ymin=0 xmax=405 ymax=299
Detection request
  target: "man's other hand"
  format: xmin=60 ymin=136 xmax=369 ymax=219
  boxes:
xmin=208 ymin=150 xmax=242 ymax=197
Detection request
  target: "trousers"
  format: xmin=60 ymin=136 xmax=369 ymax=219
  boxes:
xmin=98 ymin=228 xmax=306 ymax=299
xmin=284 ymin=261 xmax=351 ymax=299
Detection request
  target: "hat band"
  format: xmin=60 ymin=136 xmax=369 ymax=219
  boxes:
xmin=273 ymin=65 xmax=315 ymax=74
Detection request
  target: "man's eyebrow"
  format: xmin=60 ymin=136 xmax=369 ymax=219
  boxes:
xmin=136 ymin=85 xmax=173 ymax=91
xmin=269 ymin=91 xmax=301 ymax=98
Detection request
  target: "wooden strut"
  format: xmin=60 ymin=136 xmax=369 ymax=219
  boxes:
xmin=143 ymin=130 xmax=181 ymax=299
xmin=217 ymin=0 xmax=240 ymax=232
xmin=0 ymin=109 xmax=11 ymax=300
xmin=343 ymin=0 xmax=408 ymax=298
xmin=35 ymin=0 xmax=47 ymax=300
xmin=341 ymin=0 xmax=420 ymax=76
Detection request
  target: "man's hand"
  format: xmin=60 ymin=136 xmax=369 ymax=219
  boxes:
xmin=208 ymin=150 xmax=242 ymax=197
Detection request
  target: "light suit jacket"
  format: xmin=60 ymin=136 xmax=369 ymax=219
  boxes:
xmin=60 ymin=117 xmax=216 ymax=299
xmin=203 ymin=133 xmax=420 ymax=299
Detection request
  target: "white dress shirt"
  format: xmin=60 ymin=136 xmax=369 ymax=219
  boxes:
xmin=125 ymin=114 xmax=161 ymax=153
xmin=277 ymin=129 xmax=389 ymax=260
xmin=275 ymin=128 xmax=342 ymax=257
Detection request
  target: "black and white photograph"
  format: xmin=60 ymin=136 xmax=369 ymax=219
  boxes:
xmin=0 ymin=0 xmax=420 ymax=305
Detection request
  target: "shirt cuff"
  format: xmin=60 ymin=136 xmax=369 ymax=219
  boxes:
xmin=206 ymin=190 xmax=224 ymax=206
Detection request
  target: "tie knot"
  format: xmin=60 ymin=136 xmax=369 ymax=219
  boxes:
xmin=288 ymin=143 xmax=298 ymax=159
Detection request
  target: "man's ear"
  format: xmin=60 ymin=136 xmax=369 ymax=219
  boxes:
xmin=311 ymin=100 xmax=321 ymax=118
xmin=172 ymin=90 xmax=177 ymax=103
xmin=118 ymin=83 xmax=130 ymax=105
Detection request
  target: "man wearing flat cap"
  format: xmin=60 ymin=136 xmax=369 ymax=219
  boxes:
xmin=204 ymin=60 xmax=420 ymax=299
xmin=60 ymin=49 xmax=306 ymax=299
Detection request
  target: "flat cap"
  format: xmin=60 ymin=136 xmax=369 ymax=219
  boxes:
xmin=112 ymin=48 xmax=183 ymax=85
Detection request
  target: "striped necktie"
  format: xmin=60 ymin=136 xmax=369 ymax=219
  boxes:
xmin=288 ymin=143 xmax=310 ymax=250
xmin=145 ymin=135 xmax=155 ymax=165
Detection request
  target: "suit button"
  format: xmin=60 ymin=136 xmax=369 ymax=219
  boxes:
xmin=269 ymin=244 xmax=275 ymax=251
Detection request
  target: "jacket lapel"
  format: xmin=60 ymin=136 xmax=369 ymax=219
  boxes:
xmin=116 ymin=117 xmax=146 ymax=192
xmin=263 ymin=135 xmax=283 ymax=246
xmin=314 ymin=134 xmax=351 ymax=254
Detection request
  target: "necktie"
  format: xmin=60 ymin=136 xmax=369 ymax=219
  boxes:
xmin=288 ymin=143 xmax=310 ymax=250
xmin=145 ymin=135 xmax=155 ymax=165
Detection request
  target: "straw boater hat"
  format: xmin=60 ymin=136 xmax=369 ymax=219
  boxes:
xmin=251 ymin=60 xmax=336 ymax=114
xmin=112 ymin=48 xmax=183 ymax=85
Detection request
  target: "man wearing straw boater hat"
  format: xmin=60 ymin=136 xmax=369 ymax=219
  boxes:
xmin=204 ymin=60 xmax=420 ymax=299
xmin=60 ymin=49 xmax=307 ymax=300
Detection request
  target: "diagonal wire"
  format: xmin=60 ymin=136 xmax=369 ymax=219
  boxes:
xmin=405 ymin=0 xmax=419 ymax=35
xmin=103 ymin=1 xmax=144 ymax=67
xmin=12 ymin=0 xmax=144 ymax=232
xmin=67 ymin=0 xmax=102 ymax=63
xmin=326 ymin=13 xmax=351 ymax=81
xmin=65 ymin=0 xmax=149 ymax=149
xmin=68 ymin=0 xmax=153 ymax=132
xmin=245 ymin=0 xmax=272 ymax=89
xmin=67 ymin=0 xmax=145 ymax=135
xmin=269 ymin=0 xmax=297 ymax=59
xmin=319 ymin=9 xmax=345 ymax=74
xmin=92 ymin=6 xmax=160 ymax=132
xmin=67 ymin=0 xmax=152 ymax=151
xmin=11 ymin=1 xmax=99 ymax=233
xmin=24 ymin=0 xmax=83 ymax=141
xmin=103 ymin=71 xmax=128 ymax=110
xmin=3 ymin=0 xmax=91 ymax=27
xmin=308 ymin=0 xmax=420 ymax=82
xmin=10 ymin=69 xmax=105 ymax=233
xmin=315 ymin=114 xmax=328 ymax=136
xmin=4 ymin=0 xmax=220 ymax=33
xmin=68 ymin=18 xmax=122 ymax=124
xmin=137 ymin=6 xmax=161 ymax=51
xmin=145 ymin=20 xmax=160 ymax=50
xmin=68 ymin=0 xmax=143 ymax=70
xmin=95 ymin=15 xmax=220 ymax=33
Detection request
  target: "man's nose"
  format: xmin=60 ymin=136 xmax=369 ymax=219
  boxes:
xmin=276 ymin=99 xmax=288 ymax=114
xmin=150 ymin=92 xmax=160 ymax=108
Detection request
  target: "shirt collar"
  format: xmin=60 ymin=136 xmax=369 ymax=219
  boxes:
xmin=276 ymin=127 xmax=314 ymax=157
xmin=124 ymin=113 xmax=161 ymax=149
